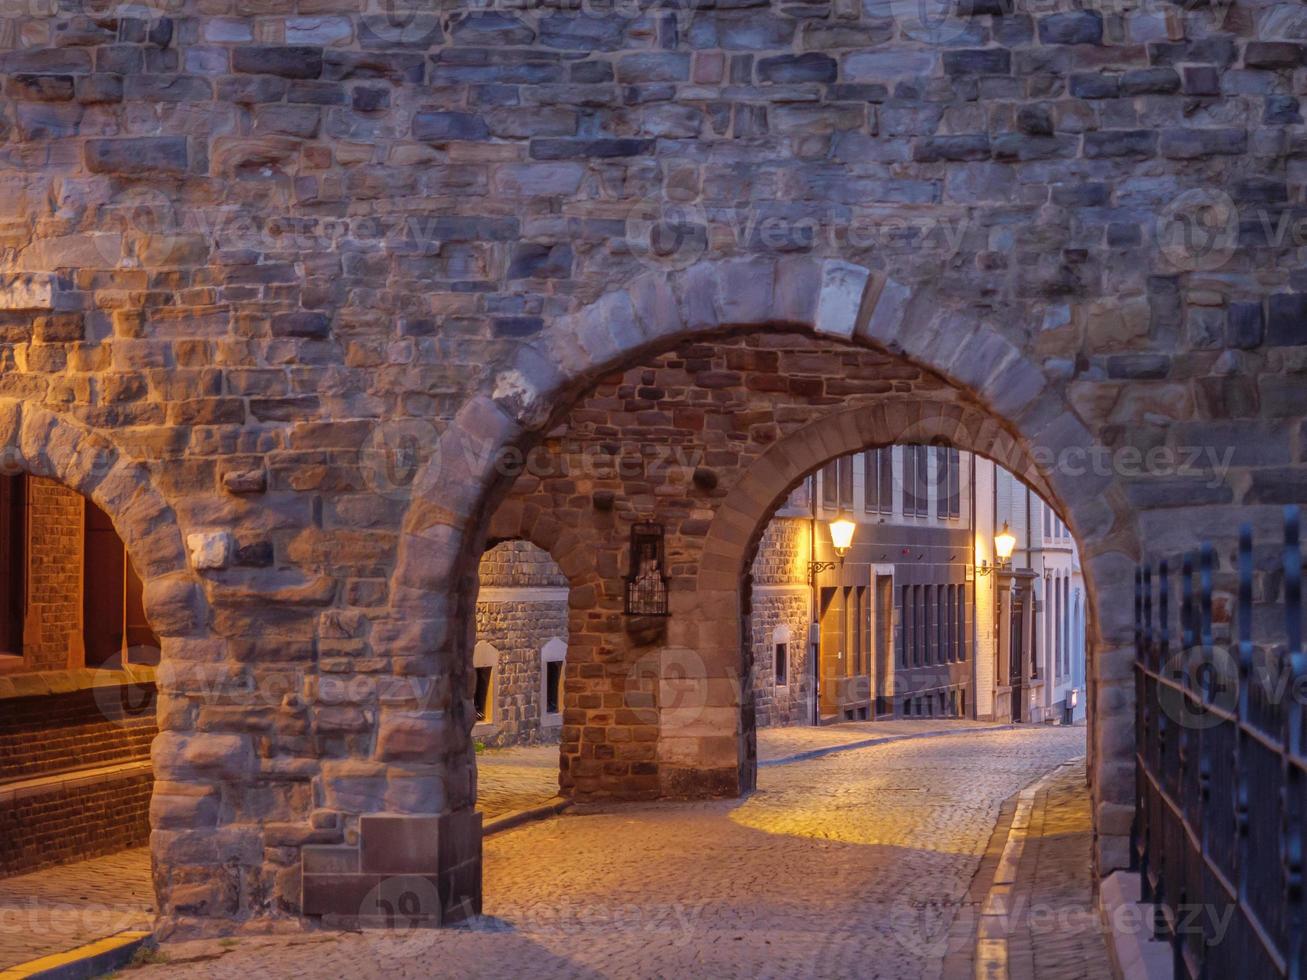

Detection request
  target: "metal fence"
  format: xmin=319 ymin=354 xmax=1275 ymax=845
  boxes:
xmin=1133 ymin=505 xmax=1304 ymax=979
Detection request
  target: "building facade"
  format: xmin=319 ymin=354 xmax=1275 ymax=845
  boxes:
xmin=747 ymin=447 xmax=1086 ymax=728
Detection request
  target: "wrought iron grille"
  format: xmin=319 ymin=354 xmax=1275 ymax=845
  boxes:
xmin=625 ymin=522 xmax=669 ymax=616
xmin=1134 ymin=505 xmax=1305 ymax=979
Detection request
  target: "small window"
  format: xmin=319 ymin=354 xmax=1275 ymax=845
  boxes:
xmin=546 ymin=660 xmax=563 ymax=715
xmin=957 ymin=586 xmax=967 ymax=662
xmin=863 ymin=452 xmax=878 ymax=514
xmin=878 ymin=448 xmax=893 ymax=514
xmin=474 ymin=665 xmax=493 ymax=722
xmin=948 ymin=448 xmax=960 ymax=518
xmin=775 ymin=642 xmax=788 ymax=687
xmin=936 ymin=447 xmax=949 ymax=519
xmin=822 ymin=460 xmax=839 ymax=508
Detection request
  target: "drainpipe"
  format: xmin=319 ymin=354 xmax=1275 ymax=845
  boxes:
xmin=969 ymin=451 xmax=977 ymax=720
xmin=810 ymin=475 xmax=820 ymax=727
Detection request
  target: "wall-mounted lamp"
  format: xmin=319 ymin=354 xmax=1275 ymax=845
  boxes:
xmin=977 ymin=522 xmax=1017 ymax=577
xmin=829 ymin=513 xmax=856 ymax=559
xmin=809 ymin=512 xmax=856 ymax=579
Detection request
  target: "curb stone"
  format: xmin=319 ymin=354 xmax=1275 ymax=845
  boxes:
xmin=0 ymin=930 xmax=152 ymax=980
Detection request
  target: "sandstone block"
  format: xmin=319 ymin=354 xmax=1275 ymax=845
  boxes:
xmin=85 ymin=137 xmax=188 ymax=175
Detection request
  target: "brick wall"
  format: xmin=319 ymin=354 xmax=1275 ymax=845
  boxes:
xmin=24 ymin=478 xmax=83 ymax=671
xmin=0 ymin=770 xmax=152 ymax=876
xmin=0 ymin=685 xmax=156 ymax=782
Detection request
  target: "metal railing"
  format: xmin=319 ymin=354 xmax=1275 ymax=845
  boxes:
xmin=1133 ymin=505 xmax=1305 ymax=979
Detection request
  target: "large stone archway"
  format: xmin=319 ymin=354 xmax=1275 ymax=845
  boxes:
xmin=694 ymin=401 xmax=1133 ymax=870
xmin=0 ymin=400 xmax=216 ymax=913
xmin=394 ymin=257 xmax=1142 ymax=875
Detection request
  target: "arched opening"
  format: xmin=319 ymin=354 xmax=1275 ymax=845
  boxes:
xmin=0 ymin=471 xmax=164 ymax=965
xmin=470 ymin=540 xmax=571 ymax=821
xmin=455 ymin=323 xmax=1115 ymax=848
xmin=743 ymin=444 xmax=1088 ymax=735
xmin=394 ymin=257 xmax=1141 ymax=921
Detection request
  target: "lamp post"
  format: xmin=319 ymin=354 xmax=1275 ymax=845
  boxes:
xmin=808 ymin=511 xmax=856 ymax=726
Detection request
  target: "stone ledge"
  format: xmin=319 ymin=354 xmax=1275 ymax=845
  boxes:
xmin=0 ymin=665 xmax=157 ymax=701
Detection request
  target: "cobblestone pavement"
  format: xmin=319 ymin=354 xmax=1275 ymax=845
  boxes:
xmin=756 ymin=718 xmax=1009 ymax=762
xmin=0 ymin=847 xmax=152 ymax=969
xmin=127 ymin=725 xmax=1092 ymax=980
xmin=1004 ymin=760 xmax=1111 ymax=980
xmin=474 ymin=721 xmax=1014 ymax=819
xmin=476 ymin=743 xmax=561 ymax=819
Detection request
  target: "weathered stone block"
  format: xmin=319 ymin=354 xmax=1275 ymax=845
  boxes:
xmin=232 ymin=46 xmax=324 ymax=79
xmin=1038 ymin=11 xmax=1103 ymax=45
xmin=84 ymin=137 xmax=189 ymax=175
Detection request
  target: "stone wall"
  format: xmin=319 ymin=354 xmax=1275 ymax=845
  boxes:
xmin=0 ymin=0 xmax=1299 ymax=926
xmin=749 ymin=517 xmax=812 ymax=728
xmin=474 ymin=540 xmax=568 ymax=747
xmin=24 ymin=477 xmax=83 ymax=671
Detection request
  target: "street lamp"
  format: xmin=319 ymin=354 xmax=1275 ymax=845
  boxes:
xmin=809 ymin=512 xmax=856 ymax=577
xmin=978 ymin=521 xmax=1018 ymax=576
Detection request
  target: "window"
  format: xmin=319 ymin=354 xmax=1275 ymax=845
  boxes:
xmin=0 ymin=474 xmax=24 ymax=658
xmin=775 ymin=642 xmax=788 ymax=686
xmin=946 ymin=585 xmax=956 ymax=663
xmin=474 ymin=666 xmax=493 ymax=721
xmin=936 ymin=447 xmax=949 ymax=519
xmin=924 ymin=585 xmax=934 ymax=665
xmin=473 ymin=640 xmax=498 ymax=724
xmin=937 ymin=587 xmax=947 ymax=665
xmin=541 ymin=637 xmax=566 ymax=723
xmin=823 ymin=457 xmax=854 ymax=510
xmin=822 ymin=460 xmax=838 ymax=508
xmin=878 ymin=448 xmax=893 ymax=514
xmin=901 ymin=585 xmax=912 ymax=668
xmin=948 ymin=448 xmax=960 ymax=518
xmin=864 ymin=452 xmax=878 ymax=513
xmin=902 ymin=447 xmax=916 ymax=516
xmin=915 ymin=446 xmax=930 ymax=517
xmin=957 ymin=585 xmax=967 ymax=662
xmin=915 ymin=584 xmax=925 ymax=665
xmin=546 ymin=660 xmax=563 ymax=714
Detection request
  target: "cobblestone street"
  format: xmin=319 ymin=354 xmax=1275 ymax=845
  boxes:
xmin=122 ymin=725 xmax=1094 ymax=979
xmin=0 ymin=848 xmax=152 ymax=968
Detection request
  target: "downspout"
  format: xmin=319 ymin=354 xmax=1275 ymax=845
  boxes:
xmin=970 ymin=451 xmax=977 ymax=719
xmin=810 ymin=475 xmax=819 ymax=727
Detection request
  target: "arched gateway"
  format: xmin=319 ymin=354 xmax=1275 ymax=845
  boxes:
xmin=396 ymin=257 xmax=1142 ymax=888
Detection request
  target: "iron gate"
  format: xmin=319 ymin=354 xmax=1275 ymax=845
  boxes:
xmin=1133 ymin=505 xmax=1305 ymax=978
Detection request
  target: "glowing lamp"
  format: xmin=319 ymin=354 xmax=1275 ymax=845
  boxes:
xmin=995 ymin=521 xmax=1017 ymax=564
xmin=829 ymin=513 xmax=856 ymax=558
